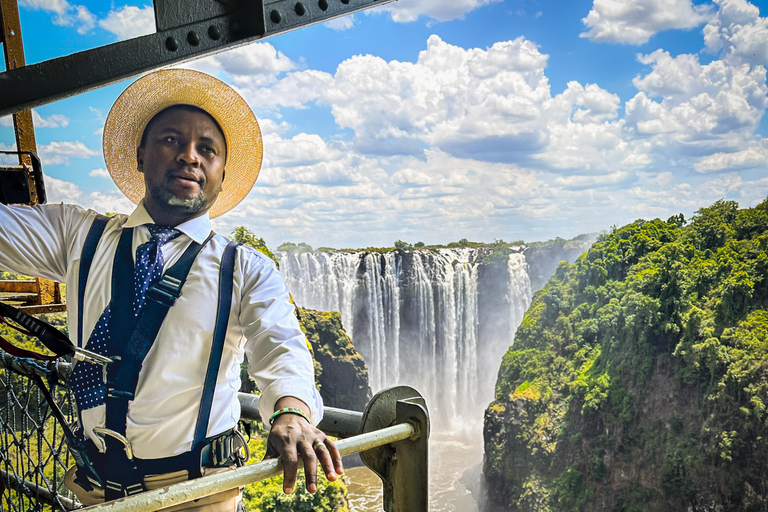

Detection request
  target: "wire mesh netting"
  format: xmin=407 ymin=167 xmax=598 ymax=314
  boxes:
xmin=0 ymin=352 xmax=79 ymax=511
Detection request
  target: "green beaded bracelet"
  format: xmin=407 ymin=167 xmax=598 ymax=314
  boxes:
xmin=269 ymin=407 xmax=311 ymax=425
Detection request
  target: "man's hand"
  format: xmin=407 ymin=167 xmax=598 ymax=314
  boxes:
xmin=263 ymin=397 xmax=344 ymax=494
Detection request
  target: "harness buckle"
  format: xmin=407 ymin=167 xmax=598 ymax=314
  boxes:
xmin=204 ymin=429 xmax=250 ymax=467
xmin=233 ymin=428 xmax=250 ymax=464
xmin=92 ymin=427 xmax=134 ymax=461
xmin=146 ymin=275 xmax=183 ymax=307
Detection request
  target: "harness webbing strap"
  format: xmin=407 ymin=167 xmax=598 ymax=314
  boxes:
xmin=105 ymin=235 xmax=208 ymax=416
xmin=0 ymin=302 xmax=74 ymax=359
xmin=77 ymin=215 xmax=110 ymax=346
xmin=191 ymin=241 xmax=238 ymax=476
xmin=102 ymin=230 xmax=205 ymax=499
xmin=101 ymin=229 xmax=215 ymax=500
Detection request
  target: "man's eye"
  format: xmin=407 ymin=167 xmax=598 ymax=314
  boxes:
xmin=201 ymin=146 xmax=215 ymax=154
xmin=163 ymin=136 xmax=177 ymax=144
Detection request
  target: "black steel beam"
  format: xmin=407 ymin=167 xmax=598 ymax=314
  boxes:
xmin=0 ymin=0 xmax=394 ymax=116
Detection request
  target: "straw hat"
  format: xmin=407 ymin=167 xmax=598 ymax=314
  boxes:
xmin=103 ymin=69 xmax=262 ymax=218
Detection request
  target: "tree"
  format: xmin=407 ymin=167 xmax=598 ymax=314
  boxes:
xmin=394 ymin=240 xmax=412 ymax=250
xmin=232 ymin=226 xmax=278 ymax=264
xmin=277 ymin=242 xmax=297 ymax=252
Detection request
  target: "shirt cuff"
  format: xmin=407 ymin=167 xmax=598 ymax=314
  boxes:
xmin=258 ymin=377 xmax=324 ymax=428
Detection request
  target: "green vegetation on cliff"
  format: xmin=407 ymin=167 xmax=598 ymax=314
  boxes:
xmin=299 ymin=308 xmax=371 ymax=412
xmin=484 ymin=198 xmax=768 ymax=511
xmin=232 ymin=226 xmax=278 ymax=264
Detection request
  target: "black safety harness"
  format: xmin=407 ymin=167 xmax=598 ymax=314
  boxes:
xmin=0 ymin=215 xmax=248 ymax=501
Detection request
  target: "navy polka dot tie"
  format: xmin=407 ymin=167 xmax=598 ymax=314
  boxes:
xmin=72 ymin=225 xmax=181 ymax=411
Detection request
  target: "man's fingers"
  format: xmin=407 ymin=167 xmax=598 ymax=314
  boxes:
xmin=324 ymin=438 xmax=344 ymax=476
xmin=299 ymin=441 xmax=319 ymax=493
xmin=281 ymin=444 xmax=299 ymax=494
xmin=314 ymin=440 xmax=338 ymax=481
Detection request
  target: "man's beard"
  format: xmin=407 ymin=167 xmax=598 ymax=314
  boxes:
xmin=150 ymin=180 xmax=217 ymax=214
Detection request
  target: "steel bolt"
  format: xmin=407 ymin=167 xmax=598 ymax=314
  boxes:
xmin=187 ymin=31 xmax=200 ymax=46
xmin=165 ymin=37 xmax=179 ymax=51
xmin=295 ymin=2 xmax=306 ymax=15
xmin=341 ymin=0 xmax=349 ymax=4
xmin=319 ymin=0 xmax=328 ymax=10
xmin=208 ymin=26 xmax=221 ymax=40
xmin=270 ymin=10 xmax=282 ymax=23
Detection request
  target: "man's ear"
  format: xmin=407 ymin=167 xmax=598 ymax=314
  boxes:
xmin=137 ymin=146 xmax=145 ymax=173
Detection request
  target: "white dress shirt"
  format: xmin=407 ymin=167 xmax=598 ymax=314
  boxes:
xmin=0 ymin=201 xmax=322 ymax=459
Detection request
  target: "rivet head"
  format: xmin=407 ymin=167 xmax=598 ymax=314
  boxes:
xmin=318 ymin=0 xmax=328 ymax=10
xmin=270 ymin=10 xmax=282 ymax=23
xmin=187 ymin=31 xmax=200 ymax=46
xmin=165 ymin=37 xmax=179 ymax=51
xmin=341 ymin=0 xmax=349 ymax=4
xmin=208 ymin=25 xmax=221 ymax=40
xmin=295 ymin=2 xmax=306 ymax=15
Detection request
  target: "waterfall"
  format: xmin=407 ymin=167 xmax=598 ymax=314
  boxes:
xmin=508 ymin=253 xmax=533 ymax=336
xmin=280 ymin=248 xmax=533 ymax=421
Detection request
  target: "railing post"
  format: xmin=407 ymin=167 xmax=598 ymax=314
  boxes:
xmin=359 ymin=386 xmax=430 ymax=512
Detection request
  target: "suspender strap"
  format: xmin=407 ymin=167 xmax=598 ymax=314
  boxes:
xmin=189 ymin=241 xmax=238 ymax=477
xmin=102 ymin=229 xmax=212 ymax=500
xmin=105 ymin=236 xmax=210 ymax=415
xmin=77 ymin=215 xmax=110 ymax=346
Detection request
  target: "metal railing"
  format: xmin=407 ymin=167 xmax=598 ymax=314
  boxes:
xmin=0 ymin=352 xmax=430 ymax=511
xmin=0 ymin=354 xmax=77 ymax=511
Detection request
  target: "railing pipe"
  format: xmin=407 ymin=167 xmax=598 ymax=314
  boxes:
xmin=0 ymin=468 xmax=78 ymax=510
xmin=79 ymin=422 xmax=417 ymax=512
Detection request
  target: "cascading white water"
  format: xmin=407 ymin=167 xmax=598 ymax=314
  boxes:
xmin=508 ymin=252 xmax=533 ymax=333
xmin=280 ymin=248 xmax=533 ymax=422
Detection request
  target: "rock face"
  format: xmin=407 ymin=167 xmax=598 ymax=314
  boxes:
xmin=239 ymin=307 xmax=371 ymax=413
xmin=299 ymin=308 xmax=371 ymax=412
xmin=484 ymin=200 xmax=768 ymax=511
xmin=523 ymin=234 xmax=597 ymax=292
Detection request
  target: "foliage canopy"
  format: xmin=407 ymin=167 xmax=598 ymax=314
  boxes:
xmin=485 ymin=198 xmax=768 ymax=511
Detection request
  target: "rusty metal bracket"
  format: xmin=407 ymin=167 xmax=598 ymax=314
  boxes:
xmin=0 ymin=0 xmax=395 ymax=116
xmin=359 ymin=385 xmax=430 ymax=512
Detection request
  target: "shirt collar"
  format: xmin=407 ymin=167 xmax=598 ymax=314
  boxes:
xmin=124 ymin=200 xmax=212 ymax=244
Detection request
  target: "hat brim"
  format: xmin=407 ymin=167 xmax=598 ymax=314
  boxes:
xmin=103 ymin=69 xmax=262 ymax=219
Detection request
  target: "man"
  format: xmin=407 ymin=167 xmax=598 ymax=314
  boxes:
xmin=0 ymin=69 xmax=342 ymax=510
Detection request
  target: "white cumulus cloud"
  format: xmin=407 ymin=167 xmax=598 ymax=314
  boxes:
xmin=324 ymin=14 xmax=356 ymax=31
xmin=703 ymin=0 xmax=768 ymax=66
xmin=581 ymin=0 xmax=712 ymax=44
xmin=44 ymin=176 xmax=82 ymax=203
xmin=377 ymin=0 xmax=503 ymax=23
xmin=626 ymin=49 xmax=768 ymax=152
xmin=0 ymin=111 xmax=69 ymax=128
xmin=38 ymin=141 xmax=99 ymax=165
xmin=87 ymin=192 xmax=134 ymax=215
xmin=89 ymin=168 xmax=110 ymax=178
xmin=695 ymin=143 xmax=768 ymax=172
xmin=20 ymin=0 xmax=95 ymax=34
xmin=99 ymin=5 xmax=155 ymax=40
xmin=322 ymin=35 xmax=552 ymax=160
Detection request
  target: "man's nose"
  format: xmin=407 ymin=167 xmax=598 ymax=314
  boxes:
xmin=176 ymin=143 xmax=201 ymax=165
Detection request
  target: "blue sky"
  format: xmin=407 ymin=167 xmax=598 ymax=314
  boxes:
xmin=2 ymin=0 xmax=767 ymax=248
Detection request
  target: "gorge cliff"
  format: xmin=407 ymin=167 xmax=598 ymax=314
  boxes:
xmin=483 ymin=199 xmax=768 ymax=511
